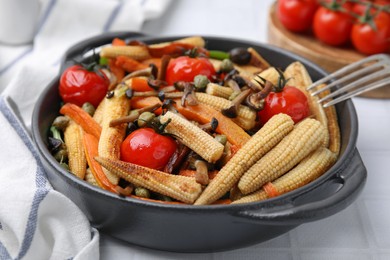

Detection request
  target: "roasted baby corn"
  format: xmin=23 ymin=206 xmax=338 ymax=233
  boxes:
xmin=205 ymin=83 xmax=234 ymax=99
xmin=251 ymin=67 xmax=280 ymax=87
xmin=284 ymin=62 xmax=330 ymax=147
xmin=95 ymin=157 xmax=202 ymax=204
xmin=160 ymin=111 xmax=224 ymax=163
xmin=238 ymin=118 xmax=327 ymax=195
xmin=149 ymin=36 xmax=206 ymax=49
xmin=98 ymin=86 xmax=131 ymax=185
xmin=195 ymin=92 xmax=256 ymax=130
xmin=100 ymin=45 xmax=151 ymax=60
xmin=194 ymin=113 xmax=294 ymax=205
xmin=85 ymin=168 xmax=99 ymax=187
xmin=93 ymin=97 xmax=106 ymax=126
xmin=233 ymin=147 xmax=337 ymax=204
xmin=316 ymin=83 xmax=341 ymax=155
xmin=64 ymin=121 xmax=86 ymax=179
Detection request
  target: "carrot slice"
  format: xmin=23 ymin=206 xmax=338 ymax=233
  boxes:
xmin=174 ymin=101 xmax=250 ymax=147
xmin=129 ymin=77 xmax=155 ymax=92
xmin=60 ymin=103 xmax=102 ymax=139
xmin=108 ymin=58 xmax=125 ymax=82
xmin=263 ymin=182 xmax=280 ymax=198
xmin=130 ymin=96 xmax=163 ymax=115
xmin=115 ymin=56 xmax=148 ymax=72
xmin=112 ymin=38 xmax=126 ymax=46
xmin=83 ymin=133 xmax=117 ymax=193
xmin=141 ymin=58 xmax=162 ymax=69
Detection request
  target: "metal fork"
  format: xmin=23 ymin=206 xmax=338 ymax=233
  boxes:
xmin=307 ymin=54 xmax=390 ymax=108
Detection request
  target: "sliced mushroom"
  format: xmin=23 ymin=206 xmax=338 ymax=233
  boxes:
xmin=221 ymin=88 xmax=252 ymax=118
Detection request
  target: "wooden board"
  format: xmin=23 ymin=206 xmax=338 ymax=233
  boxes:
xmin=267 ymin=2 xmax=390 ymax=99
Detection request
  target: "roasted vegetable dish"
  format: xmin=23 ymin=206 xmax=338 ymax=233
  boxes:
xmin=48 ymin=36 xmax=340 ymax=205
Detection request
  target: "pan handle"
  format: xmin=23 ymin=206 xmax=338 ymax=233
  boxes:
xmin=234 ymin=148 xmax=366 ymax=225
xmin=59 ymin=31 xmax=146 ymax=73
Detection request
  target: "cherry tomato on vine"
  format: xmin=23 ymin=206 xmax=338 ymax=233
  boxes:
xmin=257 ymin=86 xmax=310 ymax=125
xmin=120 ymin=128 xmax=177 ymax=170
xmin=276 ymin=0 xmax=319 ymax=32
xmin=313 ymin=5 xmax=354 ymax=46
xmin=351 ymin=12 xmax=390 ymax=54
xmin=59 ymin=64 xmax=109 ymax=107
xmin=165 ymin=56 xmax=216 ymax=86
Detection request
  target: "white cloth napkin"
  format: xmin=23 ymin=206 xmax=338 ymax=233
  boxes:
xmin=0 ymin=0 xmax=171 ymax=259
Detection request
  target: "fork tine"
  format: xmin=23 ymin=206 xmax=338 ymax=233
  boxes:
xmin=307 ymin=54 xmax=388 ymax=91
xmin=317 ymin=68 xmax=390 ymax=103
xmin=323 ymin=77 xmax=390 ymax=107
xmin=310 ymin=61 xmax=385 ymax=96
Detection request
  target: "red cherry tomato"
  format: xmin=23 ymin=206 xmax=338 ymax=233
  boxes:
xmin=313 ymin=6 xmax=354 ymax=46
xmin=276 ymin=0 xmax=319 ymax=32
xmin=351 ymin=12 xmax=390 ymax=54
xmin=120 ymin=128 xmax=177 ymax=170
xmin=257 ymin=86 xmax=310 ymax=125
xmin=165 ymin=56 xmax=216 ymax=86
xmin=352 ymin=0 xmax=373 ymax=16
xmin=59 ymin=65 xmax=109 ymax=107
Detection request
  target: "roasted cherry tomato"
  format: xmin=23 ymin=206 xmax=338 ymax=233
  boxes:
xmin=351 ymin=11 xmax=390 ymax=54
xmin=276 ymin=0 xmax=319 ymax=32
xmin=120 ymin=128 xmax=177 ymax=170
xmin=258 ymin=86 xmax=310 ymax=125
xmin=165 ymin=56 xmax=216 ymax=86
xmin=59 ymin=64 xmax=109 ymax=107
xmin=313 ymin=5 xmax=354 ymax=46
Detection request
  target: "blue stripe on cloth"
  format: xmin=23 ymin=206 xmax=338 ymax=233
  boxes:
xmin=0 ymin=97 xmax=50 ymax=260
xmin=103 ymin=0 xmax=124 ymax=32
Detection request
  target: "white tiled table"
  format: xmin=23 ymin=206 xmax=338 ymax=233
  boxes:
xmin=101 ymin=0 xmax=390 ymax=259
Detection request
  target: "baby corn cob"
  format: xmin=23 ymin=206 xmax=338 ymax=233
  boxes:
xmin=93 ymin=98 xmax=106 ymax=126
xmin=233 ymin=147 xmax=337 ymax=204
xmin=98 ymin=86 xmax=131 ymax=185
xmin=149 ymin=36 xmax=206 ymax=49
xmin=251 ymin=67 xmax=280 ymax=87
xmin=174 ymin=36 xmax=206 ymax=47
xmin=100 ymin=45 xmax=151 ymax=60
xmin=316 ymin=84 xmax=341 ymax=156
xmin=238 ymin=118 xmax=327 ymax=195
xmin=85 ymin=168 xmax=99 ymax=187
xmin=194 ymin=113 xmax=294 ymax=205
xmin=284 ymin=62 xmax=329 ymax=147
xmin=195 ymin=92 xmax=256 ymax=130
xmin=205 ymin=83 xmax=234 ymax=99
xmin=160 ymin=111 xmax=224 ymax=163
xmin=247 ymin=47 xmax=271 ymax=69
xmin=64 ymin=121 xmax=86 ymax=179
xmin=95 ymin=157 xmax=202 ymax=204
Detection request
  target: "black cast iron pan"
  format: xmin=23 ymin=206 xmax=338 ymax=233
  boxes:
xmin=32 ymin=32 xmax=366 ymax=253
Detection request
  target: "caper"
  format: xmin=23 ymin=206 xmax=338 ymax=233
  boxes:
xmin=52 ymin=116 xmax=69 ymax=131
xmin=229 ymin=48 xmax=251 ymax=65
xmin=60 ymin=162 xmax=70 ymax=171
xmin=214 ymin=135 xmax=227 ymax=146
xmin=193 ymin=75 xmax=209 ymax=90
xmin=220 ymin=59 xmax=234 ymax=72
xmin=82 ymin=102 xmax=95 ymax=116
xmin=156 ymin=194 xmax=173 ymax=202
xmin=134 ymin=187 xmax=150 ymax=198
xmin=54 ymin=148 xmax=68 ymax=162
xmin=137 ymin=112 xmax=156 ymax=127
xmin=126 ymin=122 xmax=138 ymax=135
